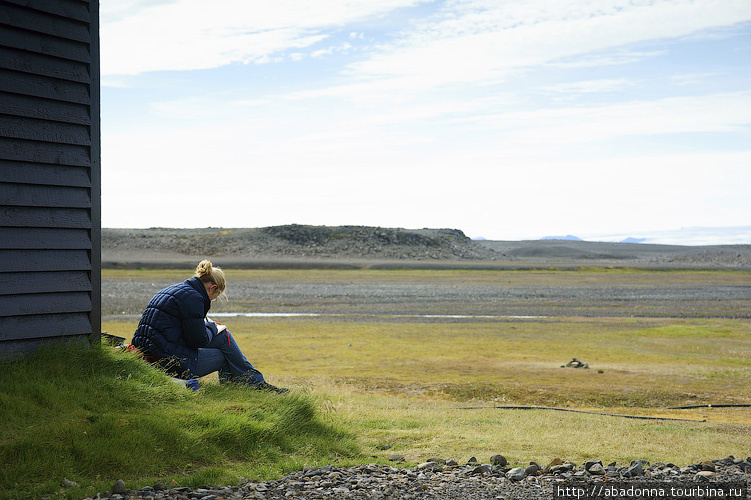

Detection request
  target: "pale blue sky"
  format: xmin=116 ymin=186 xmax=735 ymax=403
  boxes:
xmin=100 ymin=0 xmax=751 ymax=243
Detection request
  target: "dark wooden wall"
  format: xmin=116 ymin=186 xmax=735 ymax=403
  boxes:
xmin=0 ymin=0 xmax=100 ymax=358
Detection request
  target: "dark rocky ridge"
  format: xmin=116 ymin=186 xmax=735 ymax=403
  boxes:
xmin=102 ymin=225 xmax=751 ymax=269
xmin=102 ymin=225 xmax=494 ymax=262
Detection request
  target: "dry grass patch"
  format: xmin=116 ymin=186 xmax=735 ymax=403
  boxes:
xmin=271 ymin=376 xmax=750 ymax=467
xmin=198 ymin=317 xmax=751 ymax=408
xmin=106 ymin=316 xmax=751 ymax=409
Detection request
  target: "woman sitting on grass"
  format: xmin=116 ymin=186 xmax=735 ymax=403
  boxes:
xmin=132 ymin=260 xmax=288 ymax=393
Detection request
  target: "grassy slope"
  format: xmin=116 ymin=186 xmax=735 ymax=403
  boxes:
xmin=0 ymin=343 xmax=359 ymax=500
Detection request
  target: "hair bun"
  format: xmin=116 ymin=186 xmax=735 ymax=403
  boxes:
xmin=194 ymin=259 xmax=226 ymax=296
xmin=195 ymin=259 xmax=213 ymax=278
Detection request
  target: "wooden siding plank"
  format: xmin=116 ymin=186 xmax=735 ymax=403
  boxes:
xmin=0 ymin=182 xmax=91 ymax=207
xmin=0 ymin=114 xmax=90 ymax=145
xmin=0 ymin=334 xmax=93 ymax=359
xmin=0 ymin=114 xmax=91 ymax=145
xmin=0 ymin=270 xmax=91 ymax=295
xmin=2 ymin=0 xmax=91 ymax=24
xmin=0 ymin=249 xmax=91 ymax=272
xmin=1 ymin=206 xmax=90 ymax=227
xmin=0 ymin=313 xmax=92 ymax=342
xmin=0 ymin=137 xmax=90 ymax=165
xmin=0 ymin=291 xmax=91 ymax=316
xmin=0 ymin=227 xmax=91 ymax=249
xmin=0 ymin=46 xmax=90 ymax=83
xmin=0 ymin=160 xmax=90 ymax=187
xmin=0 ymin=68 xmax=90 ymax=104
xmin=0 ymin=90 xmax=90 ymax=124
xmin=0 ymin=2 xmax=90 ymax=42
xmin=0 ymin=24 xmax=90 ymax=63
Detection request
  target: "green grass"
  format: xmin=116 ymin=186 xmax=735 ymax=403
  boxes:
xmin=0 ymin=342 xmax=359 ymax=500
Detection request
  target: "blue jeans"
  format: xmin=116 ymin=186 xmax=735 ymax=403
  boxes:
xmin=182 ymin=329 xmax=265 ymax=385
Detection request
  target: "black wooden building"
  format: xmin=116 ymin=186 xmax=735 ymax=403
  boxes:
xmin=0 ymin=0 xmax=100 ymax=358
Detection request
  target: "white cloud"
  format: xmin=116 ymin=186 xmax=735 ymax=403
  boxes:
xmin=536 ymin=78 xmax=636 ymax=95
xmin=99 ymin=0 xmax=179 ymax=24
xmin=550 ymin=50 xmax=668 ymax=69
xmin=258 ymin=0 xmax=751 ymax=110
xmin=233 ymin=98 xmax=271 ymax=107
xmin=669 ymin=73 xmax=722 ymax=86
xmin=311 ymin=42 xmax=353 ymax=58
xmin=460 ymin=92 xmax=751 ymax=146
xmin=100 ymin=0 xmax=429 ymax=76
xmin=345 ymin=0 xmax=751 ymax=88
xmin=101 ymin=0 xmax=751 ymax=78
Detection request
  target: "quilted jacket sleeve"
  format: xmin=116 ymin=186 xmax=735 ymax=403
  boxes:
xmin=179 ymin=291 xmax=211 ymax=349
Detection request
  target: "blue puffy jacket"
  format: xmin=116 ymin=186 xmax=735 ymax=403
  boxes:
xmin=132 ymin=277 xmax=212 ymax=362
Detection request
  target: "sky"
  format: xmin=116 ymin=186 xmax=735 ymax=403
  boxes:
xmin=100 ymin=0 xmax=751 ymax=243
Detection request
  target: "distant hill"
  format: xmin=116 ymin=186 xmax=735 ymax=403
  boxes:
xmin=102 ymin=225 xmax=496 ymax=263
xmin=583 ymin=226 xmax=751 ymax=246
xmin=102 ymin=225 xmax=751 ymax=270
xmin=540 ymin=235 xmax=583 ymax=241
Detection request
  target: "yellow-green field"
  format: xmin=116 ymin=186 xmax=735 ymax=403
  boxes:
xmin=102 ymin=267 xmax=751 ymax=467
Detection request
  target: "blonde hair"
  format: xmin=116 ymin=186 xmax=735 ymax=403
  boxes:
xmin=195 ymin=260 xmax=226 ymax=298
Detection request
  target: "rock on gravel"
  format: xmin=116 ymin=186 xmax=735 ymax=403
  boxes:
xmin=84 ymin=456 xmax=751 ymax=500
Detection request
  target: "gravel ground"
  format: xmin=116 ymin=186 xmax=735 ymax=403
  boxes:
xmin=84 ymin=457 xmax=751 ymax=500
xmin=103 ymin=270 xmax=751 ymax=320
